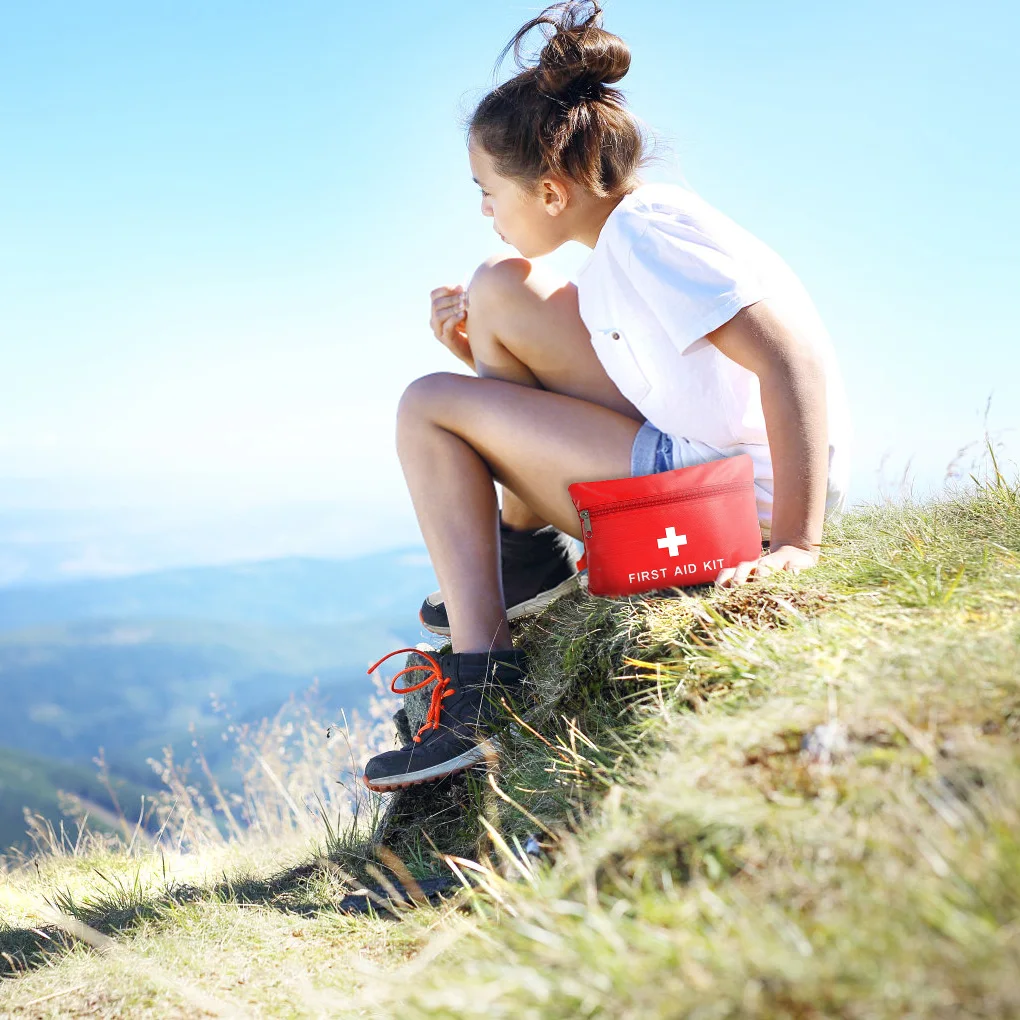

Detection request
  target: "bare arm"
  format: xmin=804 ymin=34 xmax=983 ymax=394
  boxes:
xmin=703 ymin=300 xmax=829 ymax=580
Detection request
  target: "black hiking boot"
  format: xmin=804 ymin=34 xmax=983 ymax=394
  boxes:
xmin=361 ymin=645 xmax=529 ymax=792
xmin=418 ymin=519 xmax=582 ymax=636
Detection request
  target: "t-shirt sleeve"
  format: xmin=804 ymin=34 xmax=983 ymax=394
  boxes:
xmin=621 ymin=213 xmax=767 ymax=353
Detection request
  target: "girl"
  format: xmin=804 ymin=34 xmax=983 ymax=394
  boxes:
xmin=361 ymin=1 xmax=852 ymax=792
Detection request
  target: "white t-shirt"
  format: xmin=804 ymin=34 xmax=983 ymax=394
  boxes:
xmin=574 ymin=180 xmax=853 ymax=539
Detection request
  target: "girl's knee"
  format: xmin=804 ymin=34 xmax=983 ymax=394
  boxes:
xmin=400 ymin=372 xmax=454 ymax=414
xmin=467 ymin=254 xmax=533 ymax=311
xmin=398 ymin=371 xmax=476 ymax=424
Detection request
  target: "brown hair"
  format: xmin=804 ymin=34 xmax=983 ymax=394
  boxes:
xmin=464 ymin=1 xmax=658 ymax=201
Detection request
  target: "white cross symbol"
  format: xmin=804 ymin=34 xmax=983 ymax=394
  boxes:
xmin=657 ymin=526 xmax=688 ymax=557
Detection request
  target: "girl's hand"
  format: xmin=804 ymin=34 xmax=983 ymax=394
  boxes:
xmin=430 ymin=284 xmax=475 ymax=371
xmin=714 ymin=543 xmax=819 ymax=589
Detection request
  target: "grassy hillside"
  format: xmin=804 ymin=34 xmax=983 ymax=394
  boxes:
xmin=0 ymin=459 xmax=1017 ymax=1017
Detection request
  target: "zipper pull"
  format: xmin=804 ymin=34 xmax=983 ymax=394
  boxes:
xmin=579 ymin=509 xmax=592 ymax=538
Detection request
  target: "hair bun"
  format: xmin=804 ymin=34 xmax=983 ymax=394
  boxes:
xmin=510 ymin=2 xmax=632 ymax=103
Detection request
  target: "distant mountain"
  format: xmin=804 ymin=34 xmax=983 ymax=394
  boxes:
xmin=0 ymin=745 xmax=153 ymax=857
xmin=0 ymin=615 xmax=416 ymax=768
xmin=0 ymin=548 xmax=441 ymax=849
xmin=0 ymin=500 xmax=424 ymax=588
xmin=0 ymin=548 xmax=437 ymax=628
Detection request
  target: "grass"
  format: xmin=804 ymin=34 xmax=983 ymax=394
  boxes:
xmin=0 ymin=443 xmax=1018 ymax=1017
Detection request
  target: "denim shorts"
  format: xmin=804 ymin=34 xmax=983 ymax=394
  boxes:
xmin=631 ymin=420 xmax=772 ymax=551
xmin=630 ymin=420 xmax=678 ymax=476
xmin=631 ymin=419 xmax=761 ymax=476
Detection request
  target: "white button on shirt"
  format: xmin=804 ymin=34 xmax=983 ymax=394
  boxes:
xmin=575 ymin=180 xmax=853 ymax=539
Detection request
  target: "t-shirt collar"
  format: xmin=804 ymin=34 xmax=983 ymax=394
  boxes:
xmin=576 ymin=183 xmax=646 ymax=277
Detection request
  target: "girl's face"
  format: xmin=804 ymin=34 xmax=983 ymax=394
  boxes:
xmin=468 ymin=139 xmax=566 ymax=259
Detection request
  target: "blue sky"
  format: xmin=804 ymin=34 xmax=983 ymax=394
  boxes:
xmin=2 ymin=1 xmax=1017 ymax=576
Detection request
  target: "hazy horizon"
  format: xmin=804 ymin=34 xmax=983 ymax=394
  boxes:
xmin=0 ymin=426 xmax=1012 ymax=588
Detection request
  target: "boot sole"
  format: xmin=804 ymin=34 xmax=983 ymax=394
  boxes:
xmin=361 ymin=740 xmax=500 ymax=792
xmin=419 ymin=574 xmax=582 ymax=637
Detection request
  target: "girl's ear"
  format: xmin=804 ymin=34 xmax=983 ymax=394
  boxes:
xmin=540 ymin=176 xmax=571 ymax=214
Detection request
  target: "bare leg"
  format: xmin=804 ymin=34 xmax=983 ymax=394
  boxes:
xmin=462 ymin=255 xmax=644 ymax=532
xmin=397 ymin=373 xmax=642 ymax=655
xmin=500 ymin=489 xmax=547 ymax=531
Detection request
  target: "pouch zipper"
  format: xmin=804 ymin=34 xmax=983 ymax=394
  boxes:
xmin=577 ymin=480 xmax=752 ymax=538
xmin=579 ymin=509 xmax=592 ymax=538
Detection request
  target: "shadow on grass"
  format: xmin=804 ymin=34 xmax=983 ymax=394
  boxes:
xmin=0 ymin=840 xmax=463 ymax=978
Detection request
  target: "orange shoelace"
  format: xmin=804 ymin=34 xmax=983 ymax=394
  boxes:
xmin=366 ymin=647 xmax=455 ymax=744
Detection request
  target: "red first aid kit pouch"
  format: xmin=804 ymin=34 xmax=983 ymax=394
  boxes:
xmin=568 ymin=453 xmax=764 ymax=597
